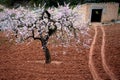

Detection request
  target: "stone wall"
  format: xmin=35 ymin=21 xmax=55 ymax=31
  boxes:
xmin=80 ymin=3 xmax=119 ymax=23
xmin=118 ymin=15 xmax=120 ymax=20
xmin=102 ymin=3 xmax=119 ymax=22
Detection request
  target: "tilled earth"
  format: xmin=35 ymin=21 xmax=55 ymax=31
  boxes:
xmin=0 ymin=24 xmax=120 ymax=80
xmin=104 ymin=24 xmax=120 ymax=79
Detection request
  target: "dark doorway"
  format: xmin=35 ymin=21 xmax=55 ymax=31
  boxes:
xmin=91 ymin=9 xmax=103 ymax=22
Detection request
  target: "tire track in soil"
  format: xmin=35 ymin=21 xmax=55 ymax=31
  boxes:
xmin=89 ymin=26 xmax=102 ymax=80
xmin=100 ymin=26 xmax=117 ymax=80
xmin=92 ymin=26 xmax=110 ymax=80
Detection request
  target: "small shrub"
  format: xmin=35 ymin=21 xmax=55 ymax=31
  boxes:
xmin=0 ymin=8 xmax=3 ymax=12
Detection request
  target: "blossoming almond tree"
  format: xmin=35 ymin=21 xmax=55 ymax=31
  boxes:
xmin=0 ymin=4 xmax=90 ymax=63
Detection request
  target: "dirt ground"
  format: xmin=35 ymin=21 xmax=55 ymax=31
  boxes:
xmin=0 ymin=24 xmax=120 ymax=80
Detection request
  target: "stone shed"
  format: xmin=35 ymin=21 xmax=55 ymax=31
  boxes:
xmin=79 ymin=3 xmax=119 ymax=23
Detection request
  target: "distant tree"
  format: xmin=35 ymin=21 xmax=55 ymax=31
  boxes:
xmin=84 ymin=0 xmax=119 ymax=3
xmin=0 ymin=0 xmax=120 ymax=7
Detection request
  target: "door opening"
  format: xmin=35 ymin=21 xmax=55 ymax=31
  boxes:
xmin=91 ymin=9 xmax=102 ymax=22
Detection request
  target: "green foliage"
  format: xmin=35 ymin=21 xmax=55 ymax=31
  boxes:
xmin=0 ymin=0 xmax=119 ymax=7
xmin=0 ymin=0 xmax=12 ymax=6
xmin=0 ymin=0 xmax=82 ymax=7
xmin=119 ymin=8 xmax=120 ymax=15
xmin=0 ymin=8 xmax=4 ymax=12
xmin=29 ymin=0 xmax=45 ymax=6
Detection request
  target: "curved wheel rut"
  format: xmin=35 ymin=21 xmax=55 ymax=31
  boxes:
xmin=89 ymin=26 xmax=102 ymax=80
xmin=100 ymin=26 xmax=117 ymax=80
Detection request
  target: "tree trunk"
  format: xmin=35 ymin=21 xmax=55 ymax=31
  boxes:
xmin=40 ymin=35 xmax=51 ymax=64
xmin=42 ymin=45 xmax=51 ymax=63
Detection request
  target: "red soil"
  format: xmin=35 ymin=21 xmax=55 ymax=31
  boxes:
xmin=92 ymin=27 xmax=110 ymax=80
xmin=0 ymin=24 xmax=120 ymax=80
xmin=104 ymin=24 xmax=120 ymax=79
xmin=0 ymin=32 xmax=93 ymax=80
xmin=89 ymin=24 xmax=120 ymax=80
